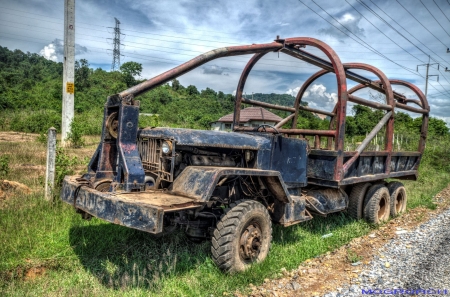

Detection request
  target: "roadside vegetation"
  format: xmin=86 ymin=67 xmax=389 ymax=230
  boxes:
xmin=1 ymin=45 xmax=450 ymax=296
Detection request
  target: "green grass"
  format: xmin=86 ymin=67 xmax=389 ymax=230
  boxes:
xmin=1 ymin=136 xmax=450 ymax=296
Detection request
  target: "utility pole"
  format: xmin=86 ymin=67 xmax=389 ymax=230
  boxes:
xmin=417 ymin=55 xmax=439 ymax=98
xmin=61 ymin=0 xmax=75 ymax=147
xmin=111 ymin=18 xmax=121 ymax=71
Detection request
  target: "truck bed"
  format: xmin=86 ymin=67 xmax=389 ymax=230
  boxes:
xmin=307 ymin=150 xmax=420 ymax=187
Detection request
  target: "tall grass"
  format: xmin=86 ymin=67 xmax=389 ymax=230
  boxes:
xmin=0 ymin=136 xmax=449 ymax=296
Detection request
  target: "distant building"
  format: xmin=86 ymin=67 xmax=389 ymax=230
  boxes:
xmin=211 ymin=107 xmax=283 ymax=131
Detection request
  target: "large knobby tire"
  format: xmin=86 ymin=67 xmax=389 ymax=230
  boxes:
xmin=211 ymin=200 xmax=272 ymax=273
xmin=363 ymin=184 xmax=391 ymax=224
xmin=387 ymin=181 xmax=407 ymax=217
xmin=348 ymin=183 xmax=372 ymax=220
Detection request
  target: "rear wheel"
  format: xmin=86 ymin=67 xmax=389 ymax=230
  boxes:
xmin=387 ymin=182 xmax=407 ymax=217
xmin=211 ymin=200 xmax=272 ymax=273
xmin=348 ymin=183 xmax=372 ymax=219
xmin=363 ymin=184 xmax=390 ymax=224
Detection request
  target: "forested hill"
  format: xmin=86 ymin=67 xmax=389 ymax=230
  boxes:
xmin=0 ymin=45 xmax=448 ymax=137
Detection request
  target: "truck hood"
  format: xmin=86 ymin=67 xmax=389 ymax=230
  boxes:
xmin=138 ymin=127 xmax=271 ymax=150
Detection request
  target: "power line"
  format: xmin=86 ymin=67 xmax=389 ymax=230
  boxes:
xmin=297 ymin=0 xmax=449 ymax=97
xmin=303 ymin=0 xmax=420 ymax=74
xmin=345 ymin=0 xmax=426 ymax=64
xmin=0 ymin=6 xmax=245 ymax=38
xmin=361 ymin=0 xmax=450 ymax=67
xmin=2 ymin=20 xmax=440 ymax=72
xmin=395 ymin=0 xmax=449 ymax=49
xmin=1 ymin=31 xmax=436 ymax=77
xmin=419 ymin=0 xmax=450 ymax=37
xmin=432 ymin=0 xmax=450 ymax=23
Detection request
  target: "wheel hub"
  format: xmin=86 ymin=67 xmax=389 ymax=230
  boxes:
xmin=377 ymin=196 xmax=387 ymax=220
xmin=239 ymin=222 xmax=262 ymax=261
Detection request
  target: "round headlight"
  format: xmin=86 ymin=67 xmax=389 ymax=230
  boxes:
xmin=162 ymin=141 xmax=172 ymax=155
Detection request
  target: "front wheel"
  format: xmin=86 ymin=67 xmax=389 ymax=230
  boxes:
xmin=211 ymin=200 xmax=272 ymax=273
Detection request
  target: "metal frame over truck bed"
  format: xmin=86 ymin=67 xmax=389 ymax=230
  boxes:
xmin=61 ymin=36 xmax=429 ymax=272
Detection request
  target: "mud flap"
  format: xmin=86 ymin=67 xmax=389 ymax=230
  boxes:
xmin=272 ymin=195 xmax=313 ymax=226
xmin=305 ymin=188 xmax=348 ymax=216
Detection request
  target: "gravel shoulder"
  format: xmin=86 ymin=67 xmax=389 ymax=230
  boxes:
xmin=244 ymin=185 xmax=450 ymax=297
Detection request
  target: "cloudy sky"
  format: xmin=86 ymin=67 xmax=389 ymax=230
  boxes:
xmin=0 ymin=0 xmax=449 ymax=123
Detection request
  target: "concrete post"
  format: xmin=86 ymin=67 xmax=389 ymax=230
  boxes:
xmin=61 ymin=0 xmax=75 ymax=147
xmin=45 ymin=127 xmax=57 ymax=201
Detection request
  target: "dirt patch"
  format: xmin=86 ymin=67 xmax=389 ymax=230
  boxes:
xmin=240 ymin=184 xmax=450 ymax=297
xmin=17 ymin=164 xmax=46 ymax=170
xmin=0 ymin=132 xmax=38 ymax=142
xmin=1 ymin=264 xmax=48 ymax=283
xmin=0 ymin=180 xmax=32 ymax=200
xmin=24 ymin=266 xmax=47 ymax=281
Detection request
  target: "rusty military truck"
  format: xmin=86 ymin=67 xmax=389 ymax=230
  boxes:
xmin=61 ymin=37 xmax=429 ymax=272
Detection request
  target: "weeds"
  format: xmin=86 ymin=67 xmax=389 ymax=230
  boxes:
xmin=36 ymin=132 xmax=47 ymax=144
xmin=55 ymin=147 xmax=80 ymax=186
xmin=0 ymin=155 xmax=10 ymax=179
xmin=346 ymin=249 xmax=363 ymax=264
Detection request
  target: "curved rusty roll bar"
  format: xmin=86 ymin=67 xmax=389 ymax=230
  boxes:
xmin=233 ymin=37 xmax=348 ymax=180
xmin=233 ymin=52 xmax=269 ymax=128
xmin=348 ymin=80 xmax=429 ymax=155
xmin=292 ymin=63 xmax=397 ymax=178
xmin=112 ymin=35 xmax=429 ymax=184
xmin=119 ymin=42 xmax=283 ymax=99
xmin=340 ymin=63 xmax=394 ymax=175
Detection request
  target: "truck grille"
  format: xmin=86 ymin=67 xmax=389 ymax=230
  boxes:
xmin=138 ymin=138 xmax=161 ymax=172
xmin=138 ymin=138 xmax=174 ymax=182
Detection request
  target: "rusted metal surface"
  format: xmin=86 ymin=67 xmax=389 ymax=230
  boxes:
xmin=282 ymin=37 xmax=348 ymax=181
xmin=139 ymin=127 xmax=271 ymax=150
xmin=348 ymin=94 xmax=393 ymax=110
xmin=61 ymin=176 xmax=165 ymax=234
xmin=348 ymin=79 xmax=429 ymax=159
xmin=170 ymin=166 xmax=294 ymax=203
xmin=241 ymin=98 xmax=334 ymax=117
xmin=120 ymin=43 xmax=282 ymax=99
xmin=233 ymin=126 xmax=336 ymax=136
xmin=293 ymin=69 xmax=330 ymax=128
xmin=272 ymin=195 xmax=312 ymax=226
xmin=395 ymin=102 xmax=428 ymax=114
xmin=234 ymin=53 xmax=268 ymax=128
xmin=304 ymin=188 xmax=347 ymax=215
xmin=275 ymin=113 xmax=295 ymax=129
xmin=343 ymin=111 xmax=393 ymax=174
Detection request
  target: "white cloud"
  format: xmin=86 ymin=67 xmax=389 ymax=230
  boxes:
xmin=39 ymin=39 xmax=88 ymax=62
xmin=286 ymin=86 xmax=300 ymax=96
xmin=302 ymin=84 xmax=337 ymax=112
xmin=39 ymin=43 xmax=58 ymax=62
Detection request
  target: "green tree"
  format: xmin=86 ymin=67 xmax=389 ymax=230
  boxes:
xmin=120 ymin=61 xmax=143 ymax=87
xmin=75 ymin=59 xmax=91 ymax=91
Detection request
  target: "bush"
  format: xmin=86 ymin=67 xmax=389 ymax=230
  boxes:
xmin=139 ymin=114 xmax=160 ymax=128
xmin=55 ymin=147 xmax=79 ymax=186
xmin=9 ymin=109 xmax=61 ymax=133
xmin=66 ymin=120 xmax=85 ymax=147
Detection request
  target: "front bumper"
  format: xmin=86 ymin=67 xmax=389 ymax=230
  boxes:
xmin=61 ymin=176 xmax=164 ymax=234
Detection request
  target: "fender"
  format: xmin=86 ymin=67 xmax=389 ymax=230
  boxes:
xmin=170 ymin=166 xmax=292 ymax=203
